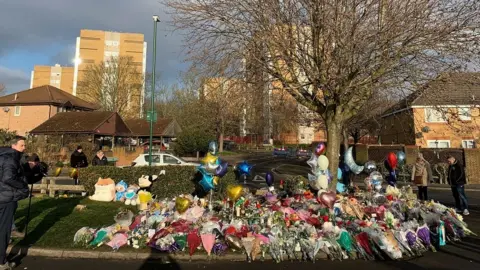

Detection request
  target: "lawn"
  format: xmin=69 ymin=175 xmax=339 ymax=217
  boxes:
xmin=14 ymin=197 xmax=136 ymax=249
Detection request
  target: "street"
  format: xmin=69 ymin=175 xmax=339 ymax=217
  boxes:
xmin=15 ymin=154 xmax=480 ymax=270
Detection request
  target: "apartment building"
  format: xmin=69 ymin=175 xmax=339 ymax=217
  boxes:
xmin=72 ymin=29 xmax=147 ymax=117
xmin=30 ymin=64 xmax=74 ymax=94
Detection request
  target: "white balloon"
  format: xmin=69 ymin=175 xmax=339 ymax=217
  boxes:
xmin=316 ymin=174 xmax=329 ymax=190
xmin=345 ymin=147 xmax=364 ymax=174
xmin=317 ymin=155 xmax=329 ymax=171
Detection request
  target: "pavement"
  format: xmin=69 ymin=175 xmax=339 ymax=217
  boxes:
xmin=15 ymin=152 xmax=480 ymax=269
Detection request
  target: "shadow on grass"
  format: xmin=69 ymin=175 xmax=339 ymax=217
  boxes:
xmin=137 ymin=253 xmax=181 ymax=270
xmin=8 ymin=197 xmax=81 ymax=266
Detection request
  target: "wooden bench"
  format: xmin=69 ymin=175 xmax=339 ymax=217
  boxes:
xmin=48 ymin=184 xmax=86 ymax=198
xmin=36 ymin=177 xmax=86 ymax=197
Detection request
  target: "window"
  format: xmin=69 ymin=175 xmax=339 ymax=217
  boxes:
xmin=427 ymin=140 xmax=451 ymax=148
xmin=425 ymin=108 xmax=447 ymax=123
xmin=458 ymin=107 xmax=471 ymax=121
xmin=14 ymin=106 xmax=21 ymax=116
xmin=144 ymin=155 xmax=160 ymax=163
xmin=57 ymin=107 xmax=67 ymax=113
xmin=462 ymin=140 xmax=475 ymax=149
xmin=163 ymin=155 xmax=180 ymax=165
xmin=300 ymin=134 xmax=305 ymax=139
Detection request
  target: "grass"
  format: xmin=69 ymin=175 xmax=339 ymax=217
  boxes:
xmin=14 ymin=197 xmax=136 ymax=249
xmin=218 ymin=151 xmax=240 ymax=156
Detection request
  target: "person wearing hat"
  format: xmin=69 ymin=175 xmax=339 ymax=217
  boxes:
xmin=70 ymin=146 xmax=88 ymax=169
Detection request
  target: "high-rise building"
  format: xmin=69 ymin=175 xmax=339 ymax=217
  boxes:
xmin=72 ymin=29 xmax=147 ymax=117
xmin=30 ymin=64 xmax=75 ymax=94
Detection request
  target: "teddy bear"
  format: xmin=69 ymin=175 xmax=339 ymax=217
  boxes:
xmin=89 ymin=178 xmax=116 ymax=202
xmin=124 ymin=185 xmax=140 ymax=206
xmin=115 ymin=180 xmax=128 ymax=202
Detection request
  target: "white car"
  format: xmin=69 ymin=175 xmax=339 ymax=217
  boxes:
xmin=131 ymin=153 xmax=200 ymax=167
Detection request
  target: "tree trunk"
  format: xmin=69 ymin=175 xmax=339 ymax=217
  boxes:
xmin=326 ymin=118 xmax=343 ymax=191
xmin=219 ymin=115 xmax=225 ymax=153
xmin=342 ymin=128 xmax=349 ymax=155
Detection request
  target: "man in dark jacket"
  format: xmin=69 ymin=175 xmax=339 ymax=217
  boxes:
xmin=0 ymin=136 xmax=29 ymax=270
xmin=447 ymin=156 xmax=469 ymax=216
xmin=70 ymin=145 xmax=88 ymax=168
xmin=92 ymin=150 xmax=108 ymax=166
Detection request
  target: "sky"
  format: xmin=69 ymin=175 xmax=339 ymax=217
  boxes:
xmin=0 ymin=0 xmax=188 ymax=94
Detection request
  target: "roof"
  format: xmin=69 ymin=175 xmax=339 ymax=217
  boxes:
xmin=0 ymin=85 xmax=98 ymax=110
xmin=382 ymin=72 xmax=480 ymax=116
xmin=125 ymin=119 xmax=182 ymax=137
xmin=30 ymin=111 xmax=132 ymax=136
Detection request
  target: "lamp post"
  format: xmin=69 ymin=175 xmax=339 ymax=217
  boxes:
xmin=149 ymin=15 xmax=160 ymax=166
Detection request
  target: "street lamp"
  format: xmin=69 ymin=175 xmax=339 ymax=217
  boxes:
xmin=148 ymin=15 xmax=160 ymax=166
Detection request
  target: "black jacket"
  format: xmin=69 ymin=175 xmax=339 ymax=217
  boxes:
xmin=0 ymin=147 xmax=29 ymax=204
xmin=70 ymin=151 xmax=88 ymax=168
xmin=448 ymin=161 xmax=466 ymax=186
xmin=92 ymin=155 xmax=108 ymax=166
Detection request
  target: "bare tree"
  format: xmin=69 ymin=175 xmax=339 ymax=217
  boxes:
xmin=0 ymin=83 xmax=5 ymax=96
xmin=77 ymin=56 xmax=144 ymax=119
xmin=166 ymin=0 xmax=480 ymax=186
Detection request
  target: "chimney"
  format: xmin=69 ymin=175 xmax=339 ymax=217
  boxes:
xmin=55 ymin=63 xmax=60 ymax=67
xmin=14 ymin=94 xmax=18 ymax=100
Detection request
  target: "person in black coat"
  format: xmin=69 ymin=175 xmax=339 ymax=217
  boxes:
xmin=447 ymin=156 xmax=469 ymax=216
xmin=92 ymin=150 xmax=108 ymax=166
xmin=70 ymin=145 xmax=88 ymax=168
xmin=0 ymin=136 xmax=29 ymax=269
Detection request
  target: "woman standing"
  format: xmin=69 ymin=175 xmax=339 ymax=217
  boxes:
xmin=92 ymin=150 xmax=108 ymax=166
xmin=411 ymin=153 xmax=433 ymax=200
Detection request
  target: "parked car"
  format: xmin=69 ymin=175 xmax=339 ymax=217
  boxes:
xmin=223 ymin=140 xmax=236 ymax=151
xmin=273 ymin=147 xmax=289 ymax=157
xmin=131 ymin=153 xmax=200 ymax=167
xmin=296 ymin=148 xmax=311 ymax=158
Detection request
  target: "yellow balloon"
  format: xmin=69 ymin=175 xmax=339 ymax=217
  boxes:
xmin=201 ymin=153 xmax=218 ymax=166
xmin=213 ymin=176 xmax=220 ymax=186
xmin=69 ymin=168 xmax=78 ymax=178
xmin=54 ymin=167 xmax=62 ymax=177
xmin=175 ymin=197 xmax=191 ymax=214
xmin=226 ymin=185 xmax=243 ymax=201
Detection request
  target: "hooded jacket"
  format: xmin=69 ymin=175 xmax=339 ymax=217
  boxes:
xmin=0 ymin=147 xmax=29 ymax=203
xmin=448 ymin=160 xmax=466 ymax=186
xmin=70 ymin=150 xmax=88 ymax=168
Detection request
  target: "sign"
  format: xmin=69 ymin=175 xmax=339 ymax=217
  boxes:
xmin=146 ymin=110 xmax=157 ymax=122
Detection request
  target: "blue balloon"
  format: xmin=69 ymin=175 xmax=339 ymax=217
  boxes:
xmin=208 ymin=141 xmax=218 ymax=155
xmin=199 ymin=173 xmax=215 ymax=192
xmin=336 ymin=182 xmax=346 ymax=193
xmin=387 ymin=170 xmax=397 ymax=186
xmin=337 ymin=168 xmax=343 ymax=180
xmin=237 ymin=161 xmax=253 ymax=176
xmin=215 ymin=161 xmax=229 ymax=177
xmin=197 ymin=165 xmax=211 ymax=176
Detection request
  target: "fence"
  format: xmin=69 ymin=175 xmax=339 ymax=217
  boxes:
xmin=355 ymin=144 xmax=479 ymax=184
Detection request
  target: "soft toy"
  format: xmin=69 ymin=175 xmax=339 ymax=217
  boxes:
xmin=89 ymin=178 xmax=116 ymax=202
xmin=137 ymin=190 xmax=153 ymax=211
xmin=125 ymin=185 xmax=140 ymax=206
xmin=138 ymin=174 xmax=162 ymax=192
xmin=115 ymin=180 xmax=128 ymax=202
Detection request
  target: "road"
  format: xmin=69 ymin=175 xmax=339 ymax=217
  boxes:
xmin=18 ymin=153 xmax=480 ymax=269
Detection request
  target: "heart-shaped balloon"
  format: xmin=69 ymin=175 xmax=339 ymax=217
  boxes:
xmin=175 ymin=197 xmax=191 ymax=214
xmin=226 ymin=185 xmax=243 ymax=201
xmin=318 ymin=191 xmax=336 ymax=209
xmin=69 ymin=168 xmax=78 ymax=178
xmin=315 ymin=143 xmax=326 ymax=156
xmin=54 ymin=167 xmax=62 ymax=177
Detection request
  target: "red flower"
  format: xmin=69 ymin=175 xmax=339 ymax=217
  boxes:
xmin=322 ymin=216 xmax=329 ymax=222
xmin=386 ymin=195 xmax=394 ymax=201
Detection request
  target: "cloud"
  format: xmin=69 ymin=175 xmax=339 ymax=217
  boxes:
xmin=0 ymin=0 xmax=188 ymax=86
xmin=0 ymin=66 xmax=30 ymax=94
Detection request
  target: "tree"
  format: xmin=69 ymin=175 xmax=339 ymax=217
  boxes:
xmin=77 ymin=56 xmax=144 ymax=119
xmin=166 ymin=0 xmax=480 ymax=187
xmin=0 ymin=83 xmax=5 ymax=96
xmin=0 ymin=128 xmax=17 ymax=146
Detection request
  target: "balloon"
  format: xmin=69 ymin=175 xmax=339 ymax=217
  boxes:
xmin=318 ymin=191 xmax=336 ymax=209
xmin=337 ymin=168 xmax=343 ymax=180
xmin=336 ymin=182 xmax=346 ymax=193
xmin=317 ymin=155 xmax=329 ymax=170
xmin=208 ymin=141 xmax=218 ymax=155
xmin=69 ymin=168 xmax=78 ymax=179
xmin=396 ymin=151 xmax=406 ymax=166
xmin=310 ymin=174 xmax=328 ymax=191
xmin=345 ymin=147 xmax=364 ymax=174
xmin=199 ymin=173 xmax=215 ymax=192
xmin=215 ymin=161 xmax=229 ymax=177
xmin=225 ymin=234 xmax=243 ymax=250
xmin=387 ymin=170 xmax=397 ymax=186
xmin=386 ymin=152 xmax=398 ymax=170
xmin=306 ymin=154 xmax=318 ymax=172
xmin=54 ymin=167 xmax=62 ymax=177
xmin=265 ymin=172 xmax=274 ymax=187
xmin=369 ymin=171 xmax=383 ymax=186
xmin=226 ymin=185 xmax=243 ymax=201
xmin=213 ymin=176 xmax=220 ymax=185
xmin=175 ymin=197 xmax=191 ymax=214
xmin=237 ymin=161 xmax=253 ymax=176
xmin=205 ymin=161 xmax=219 ymax=173
xmin=314 ymin=143 xmax=326 ymax=156
xmin=201 ymin=153 xmax=218 ymax=167
xmin=364 ymin=161 xmax=377 ymax=174
xmin=201 ymin=233 xmax=216 ymax=256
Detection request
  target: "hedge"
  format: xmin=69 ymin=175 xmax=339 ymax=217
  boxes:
xmin=79 ymin=166 xmax=238 ymax=199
